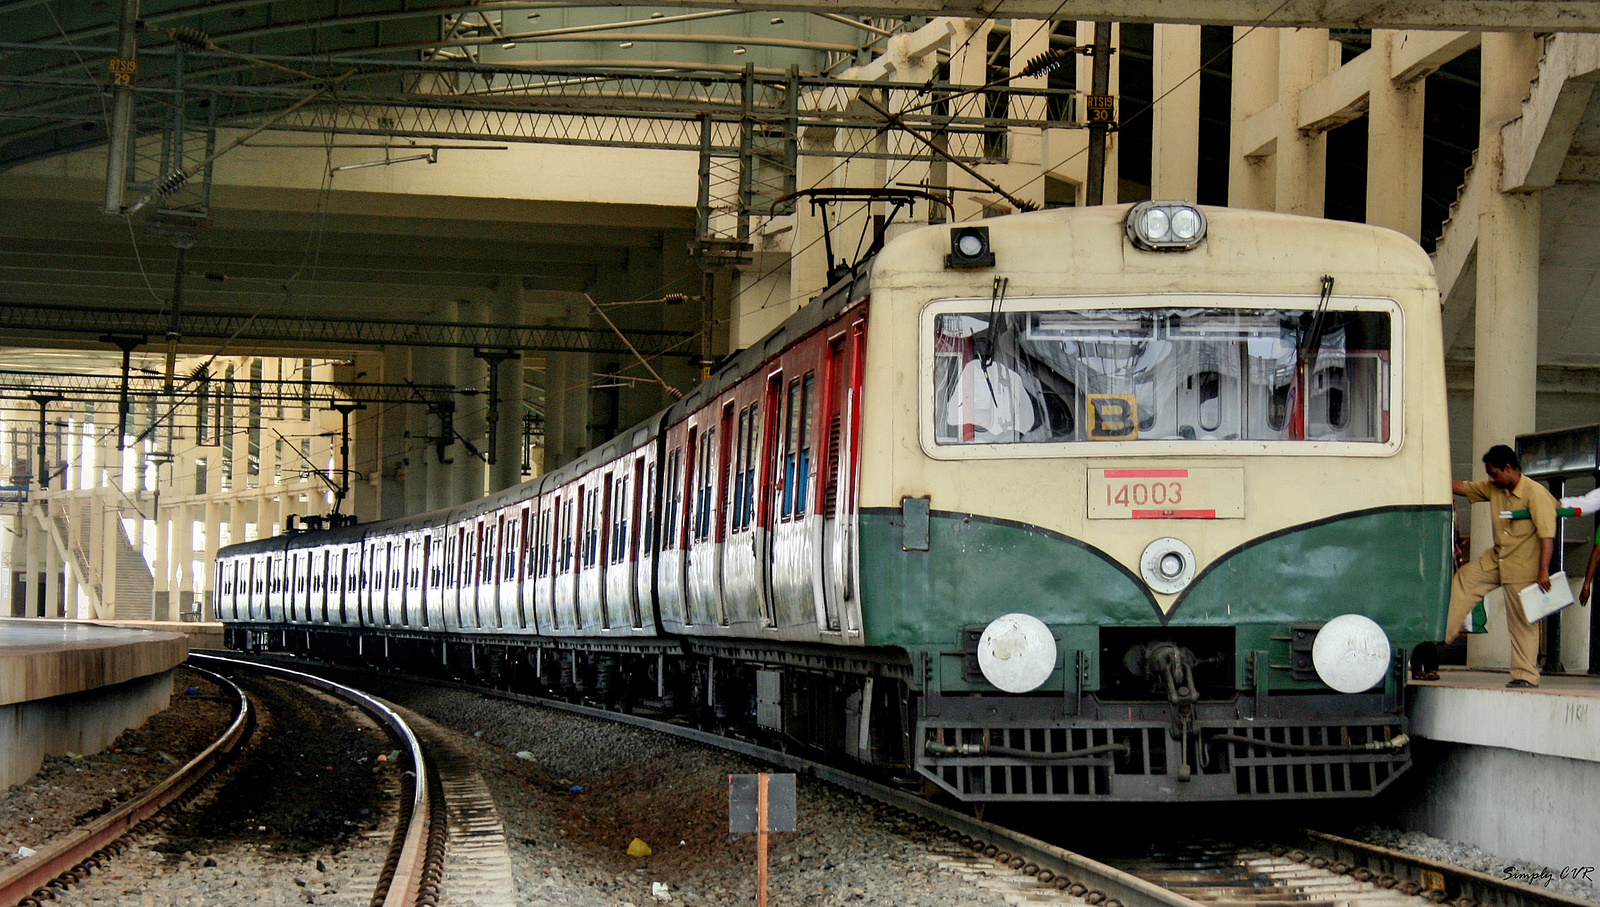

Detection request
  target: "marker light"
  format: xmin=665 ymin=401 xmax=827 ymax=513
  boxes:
xmin=945 ymin=225 xmax=995 ymax=268
xmin=1126 ymin=201 xmax=1207 ymax=251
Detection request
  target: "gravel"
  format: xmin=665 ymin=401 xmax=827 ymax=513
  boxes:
xmin=0 ymin=666 xmax=404 ymax=907
xmin=357 ymin=678 xmax=1023 ymax=906
xmin=8 ymin=663 xmax=1594 ymax=907
xmin=1348 ymin=826 xmax=1600 ymax=904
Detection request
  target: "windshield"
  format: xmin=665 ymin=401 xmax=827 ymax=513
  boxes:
xmin=932 ymin=306 xmax=1391 ymax=445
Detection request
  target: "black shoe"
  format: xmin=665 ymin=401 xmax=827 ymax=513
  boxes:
xmin=1506 ymin=679 xmax=1538 ymax=688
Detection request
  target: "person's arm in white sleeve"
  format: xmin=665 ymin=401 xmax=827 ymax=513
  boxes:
xmin=1560 ymin=486 xmax=1600 ymax=515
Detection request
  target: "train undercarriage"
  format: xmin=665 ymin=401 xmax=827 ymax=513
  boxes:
xmin=224 ymin=624 xmax=1411 ymax=804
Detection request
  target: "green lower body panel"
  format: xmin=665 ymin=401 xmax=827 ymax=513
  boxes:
xmin=857 ymin=504 xmax=1450 ymax=801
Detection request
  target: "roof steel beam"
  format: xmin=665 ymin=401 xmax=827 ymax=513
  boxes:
xmin=0 ymin=302 xmax=700 ymax=357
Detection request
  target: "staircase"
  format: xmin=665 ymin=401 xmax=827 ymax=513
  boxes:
xmin=41 ymin=495 xmax=155 ymax=619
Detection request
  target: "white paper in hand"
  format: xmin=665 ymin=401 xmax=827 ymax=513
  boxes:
xmin=1520 ymin=571 xmax=1574 ymax=623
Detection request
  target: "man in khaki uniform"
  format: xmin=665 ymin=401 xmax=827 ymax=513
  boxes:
xmin=1447 ymin=444 xmax=1557 ymax=688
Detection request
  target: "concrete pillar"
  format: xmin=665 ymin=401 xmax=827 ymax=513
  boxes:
xmin=491 ymin=282 xmax=527 ymax=493
xmin=25 ymin=510 xmax=42 ymax=617
xmin=176 ymin=502 xmax=195 ymax=618
xmin=87 ymin=495 xmax=103 ymax=612
xmin=453 ymin=302 xmax=487 ymax=504
xmin=1003 ymin=20 xmax=1049 ymax=211
xmin=228 ymin=499 xmax=244 ymax=550
xmin=538 ymin=295 xmax=593 ymax=472
xmin=43 ymin=519 xmax=60 ymax=618
xmin=152 ymin=497 xmax=169 ymax=620
xmin=202 ymin=500 xmax=222 ymax=619
xmin=1366 ymin=31 xmax=1425 ymax=241
xmin=167 ymin=503 xmax=185 ymax=620
xmin=1151 ymin=24 xmax=1202 ymax=201
xmin=948 ymin=19 xmax=992 ymax=222
xmin=1468 ymin=32 xmax=1543 ymax=671
xmin=790 ymin=143 xmax=838 ymax=304
xmin=100 ymin=502 xmax=119 ymax=619
xmin=1228 ymin=26 xmax=1279 ymax=209
xmin=1275 ymin=28 xmax=1332 ymax=216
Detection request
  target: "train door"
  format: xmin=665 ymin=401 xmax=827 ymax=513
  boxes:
xmin=302 ymin=551 xmax=314 ymax=623
xmin=417 ymin=535 xmax=431 ymax=628
xmin=311 ymin=549 xmax=326 ymax=623
xmin=653 ymin=442 xmax=687 ymax=630
xmin=628 ymin=456 xmax=646 ymax=628
xmin=515 ymin=505 xmax=532 ymax=629
xmin=378 ymin=540 xmax=393 ymax=626
xmin=501 ymin=510 xmax=521 ymax=630
xmin=246 ymin=557 xmax=258 ymax=621
xmin=556 ymin=487 xmax=579 ymax=631
xmin=769 ymin=370 xmax=820 ymax=630
xmin=534 ymin=497 xmax=556 ymax=632
xmin=484 ymin=516 xmax=501 ymax=629
xmin=821 ymin=322 xmax=864 ymax=633
xmin=720 ymin=395 xmax=764 ymax=628
xmin=686 ymin=411 xmax=730 ymax=628
xmin=334 ymin=548 xmax=347 ymax=624
xmin=758 ymin=375 xmax=782 ymax=626
xmin=398 ymin=535 xmax=413 ymax=626
xmin=634 ymin=452 xmax=656 ymax=626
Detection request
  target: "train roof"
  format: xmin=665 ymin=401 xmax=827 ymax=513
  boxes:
xmin=662 ymin=262 xmax=871 ymax=426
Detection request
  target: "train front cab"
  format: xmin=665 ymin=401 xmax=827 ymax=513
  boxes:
xmin=853 ymin=204 xmax=1454 ymax=802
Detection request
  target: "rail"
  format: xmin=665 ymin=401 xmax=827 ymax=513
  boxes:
xmin=0 ymin=666 xmax=250 ymax=907
xmin=189 ymin=653 xmax=436 ymax=907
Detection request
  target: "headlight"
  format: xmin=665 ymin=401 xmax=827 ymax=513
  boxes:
xmin=975 ymin=613 xmax=1057 ymax=693
xmin=1126 ymin=201 xmax=1207 ymax=251
xmin=1311 ymin=614 xmax=1392 ymax=693
xmin=1139 ymin=537 xmax=1196 ymax=594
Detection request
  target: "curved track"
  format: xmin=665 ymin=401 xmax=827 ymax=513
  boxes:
xmin=0 ymin=666 xmax=250 ymax=907
xmin=189 ymin=653 xmax=439 ymax=907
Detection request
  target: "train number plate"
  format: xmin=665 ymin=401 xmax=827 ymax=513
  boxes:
xmin=1087 ymin=467 xmax=1243 ymax=519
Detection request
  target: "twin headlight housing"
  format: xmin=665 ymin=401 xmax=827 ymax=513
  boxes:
xmin=1126 ymin=201 xmax=1207 ymax=251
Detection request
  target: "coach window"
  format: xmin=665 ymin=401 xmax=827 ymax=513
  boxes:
xmin=663 ymin=448 xmax=683 ymax=548
xmin=562 ymin=497 xmax=576 ymax=572
xmin=694 ymin=427 xmax=717 ymax=541
xmin=781 ymin=374 xmax=814 ymax=520
xmin=731 ymin=404 xmax=760 ymax=533
xmin=641 ymin=460 xmax=657 ymax=553
xmin=612 ymin=473 xmax=629 ymax=564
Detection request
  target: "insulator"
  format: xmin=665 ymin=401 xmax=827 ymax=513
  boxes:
xmin=1019 ymin=47 xmax=1074 ymax=78
xmin=169 ymin=26 xmax=212 ymax=51
xmin=154 ymin=170 xmax=190 ymax=197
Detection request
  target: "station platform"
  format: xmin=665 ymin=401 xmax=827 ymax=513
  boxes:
xmin=0 ymin=618 xmax=188 ymax=790
xmin=1398 ymin=667 xmax=1600 ymax=879
xmin=88 ymin=619 xmax=224 ymax=651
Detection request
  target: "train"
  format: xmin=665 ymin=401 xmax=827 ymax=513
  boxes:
xmin=217 ymin=201 xmax=1453 ymax=803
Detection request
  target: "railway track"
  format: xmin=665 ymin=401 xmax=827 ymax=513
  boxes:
xmin=1106 ymin=833 xmax=1596 ymax=907
xmin=0 ymin=665 xmax=250 ymax=907
xmin=214 ymin=652 xmax=1596 ymax=907
xmin=0 ymin=656 xmax=457 ymax=907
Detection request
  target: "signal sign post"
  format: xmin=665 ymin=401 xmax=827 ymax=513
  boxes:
xmin=728 ymin=773 xmax=796 ymax=906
